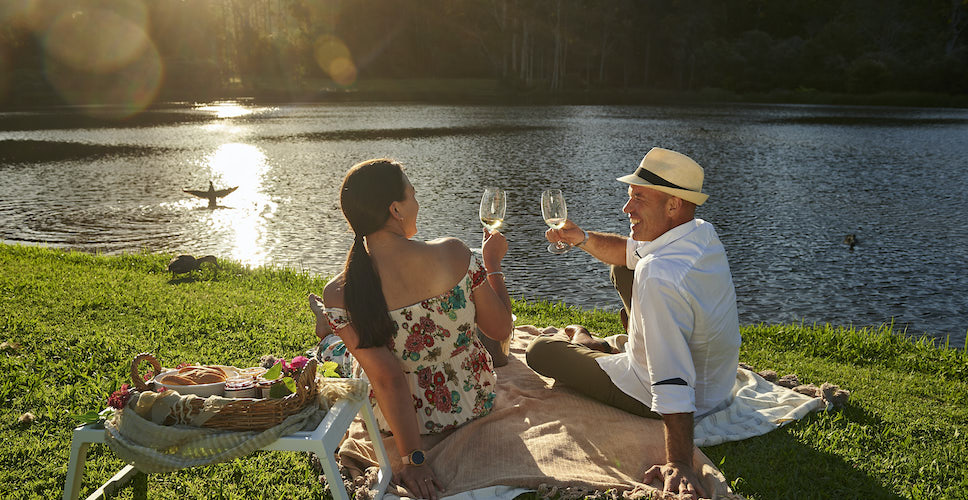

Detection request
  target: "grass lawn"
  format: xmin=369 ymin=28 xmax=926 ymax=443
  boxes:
xmin=1 ymin=243 xmax=966 ymax=499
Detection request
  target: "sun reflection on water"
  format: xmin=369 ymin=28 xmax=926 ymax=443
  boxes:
xmin=203 ymin=143 xmax=277 ymax=267
xmin=195 ymin=101 xmax=273 ymax=119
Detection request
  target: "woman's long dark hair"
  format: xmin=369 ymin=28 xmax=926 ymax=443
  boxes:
xmin=339 ymin=159 xmax=406 ymax=348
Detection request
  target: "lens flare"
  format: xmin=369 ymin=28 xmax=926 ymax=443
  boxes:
xmin=35 ymin=0 xmax=158 ymax=118
xmin=44 ymin=7 xmax=149 ymax=73
xmin=314 ymin=35 xmax=358 ymax=86
xmin=44 ymin=41 xmax=162 ymax=119
xmin=0 ymin=0 xmax=32 ymax=24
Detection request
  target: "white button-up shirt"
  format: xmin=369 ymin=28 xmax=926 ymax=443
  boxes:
xmin=596 ymin=218 xmax=741 ymax=416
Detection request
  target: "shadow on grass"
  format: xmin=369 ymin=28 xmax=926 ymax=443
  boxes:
xmin=167 ymin=272 xmax=220 ymax=285
xmin=703 ymin=408 xmax=902 ymax=500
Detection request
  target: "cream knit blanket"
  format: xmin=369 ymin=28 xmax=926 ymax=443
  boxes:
xmin=103 ymin=377 xmax=369 ymax=473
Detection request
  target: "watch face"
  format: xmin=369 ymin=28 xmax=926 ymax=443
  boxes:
xmin=410 ymin=450 xmax=426 ymax=465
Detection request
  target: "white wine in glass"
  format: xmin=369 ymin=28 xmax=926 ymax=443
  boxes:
xmin=480 ymin=187 xmax=506 ymax=232
xmin=541 ymin=189 xmax=570 ymax=254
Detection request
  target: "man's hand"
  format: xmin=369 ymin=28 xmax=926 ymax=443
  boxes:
xmin=642 ymin=461 xmax=707 ymax=499
xmin=545 ymin=219 xmax=584 ymax=247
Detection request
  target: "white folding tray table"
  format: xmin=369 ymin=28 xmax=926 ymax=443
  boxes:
xmin=63 ymin=394 xmax=391 ymax=500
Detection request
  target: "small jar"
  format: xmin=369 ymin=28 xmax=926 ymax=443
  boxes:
xmin=224 ymin=378 xmax=257 ymax=398
xmin=256 ymin=378 xmax=277 ymax=398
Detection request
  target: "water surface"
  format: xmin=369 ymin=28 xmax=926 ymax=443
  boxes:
xmin=2 ymin=102 xmax=966 ymax=346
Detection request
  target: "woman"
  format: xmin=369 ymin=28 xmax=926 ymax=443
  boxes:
xmin=313 ymin=158 xmax=512 ymax=500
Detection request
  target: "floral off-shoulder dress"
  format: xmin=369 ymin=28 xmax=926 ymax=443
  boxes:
xmin=322 ymin=253 xmax=497 ymax=435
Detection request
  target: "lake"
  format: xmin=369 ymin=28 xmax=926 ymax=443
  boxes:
xmin=1 ymin=101 xmax=966 ymax=346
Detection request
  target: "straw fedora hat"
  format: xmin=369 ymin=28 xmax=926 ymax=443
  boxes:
xmin=617 ymin=147 xmax=709 ymax=206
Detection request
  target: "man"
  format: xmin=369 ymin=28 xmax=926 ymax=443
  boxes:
xmin=526 ymin=147 xmax=741 ymax=499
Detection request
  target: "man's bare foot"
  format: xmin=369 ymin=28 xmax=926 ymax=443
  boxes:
xmin=564 ymin=324 xmax=616 ymax=353
xmin=309 ymin=293 xmax=333 ymax=340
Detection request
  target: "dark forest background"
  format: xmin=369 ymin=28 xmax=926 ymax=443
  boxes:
xmin=1 ymin=0 xmax=967 ymax=107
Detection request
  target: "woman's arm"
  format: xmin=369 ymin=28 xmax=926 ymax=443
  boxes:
xmin=323 ymin=283 xmax=441 ymax=499
xmin=339 ymin=324 xmax=442 ymax=499
xmin=473 ymin=229 xmax=513 ymax=341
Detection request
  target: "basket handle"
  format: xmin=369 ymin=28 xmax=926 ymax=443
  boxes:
xmin=295 ymin=358 xmax=318 ymax=396
xmin=131 ymin=352 xmax=163 ymax=391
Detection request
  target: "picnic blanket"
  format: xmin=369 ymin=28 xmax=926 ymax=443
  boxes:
xmin=334 ymin=326 xmax=831 ymax=500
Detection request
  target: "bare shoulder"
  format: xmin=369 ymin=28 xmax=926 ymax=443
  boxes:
xmin=429 ymin=237 xmax=470 ymax=262
xmin=426 ymin=237 xmax=471 ymax=277
xmin=427 ymin=236 xmax=467 ymax=252
xmin=322 ymin=272 xmax=347 ymax=308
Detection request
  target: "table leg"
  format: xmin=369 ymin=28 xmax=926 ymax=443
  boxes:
xmin=63 ymin=440 xmax=90 ymax=500
xmin=315 ymin=442 xmax=351 ymax=500
xmin=360 ymin=403 xmax=391 ymax=499
xmin=84 ymin=465 xmax=140 ymax=500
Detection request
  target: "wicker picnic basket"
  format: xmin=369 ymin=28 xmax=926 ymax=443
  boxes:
xmin=130 ymin=352 xmax=318 ymax=432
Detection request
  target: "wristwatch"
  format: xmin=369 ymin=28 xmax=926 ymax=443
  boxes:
xmin=576 ymin=228 xmax=590 ymax=247
xmin=402 ymin=449 xmax=426 ymax=466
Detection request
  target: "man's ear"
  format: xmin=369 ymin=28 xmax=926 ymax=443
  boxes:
xmin=667 ymin=196 xmax=682 ymax=214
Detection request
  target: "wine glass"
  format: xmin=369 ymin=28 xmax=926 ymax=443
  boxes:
xmin=480 ymin=187 xmax=506 ymax=232
xmin=541 ymin=189 xmax=570 ymax=254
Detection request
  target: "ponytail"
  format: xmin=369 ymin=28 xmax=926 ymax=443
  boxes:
xmin=344 ymin=234 xmax=395 ymax=347
xmin=338 ymin=159 xmax=406 ymax=348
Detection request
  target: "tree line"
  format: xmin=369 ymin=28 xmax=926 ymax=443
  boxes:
xmin=1 ymin=0 xmax=966 ymax=105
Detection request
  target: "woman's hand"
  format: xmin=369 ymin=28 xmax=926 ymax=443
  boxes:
xmin=394 ymin=463 xmax=443 ymax=500
xmin=481 ymin=228 xmax=507 ymax=271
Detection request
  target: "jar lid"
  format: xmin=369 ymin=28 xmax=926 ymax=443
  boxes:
xmin=225 ymin=377 xmax=255 ymax=390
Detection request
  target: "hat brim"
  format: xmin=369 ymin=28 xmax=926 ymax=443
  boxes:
xmin=616 ymin=174 xmax=709 ymax=206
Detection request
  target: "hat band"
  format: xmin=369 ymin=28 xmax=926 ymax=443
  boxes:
xmin=635 ymin=168 xmax=693 ymax=192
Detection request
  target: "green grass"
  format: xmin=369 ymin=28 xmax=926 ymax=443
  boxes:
xmin=2 ymin=243 xmax=966 ymax=499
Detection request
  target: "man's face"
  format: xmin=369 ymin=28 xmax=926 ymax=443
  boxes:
xmin=622 ymin=185 xmax=674 ymax=241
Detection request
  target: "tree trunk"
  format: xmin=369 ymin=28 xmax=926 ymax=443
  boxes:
xmin=643 ymin=35 xmax=651 ymax=87
xmin=947 ymin=0 xmax=968 ymax=56
xmin=599 ymin=30 xmax=608 ymax=84
xmin=551 ymin=0 xmax=561 ymax=89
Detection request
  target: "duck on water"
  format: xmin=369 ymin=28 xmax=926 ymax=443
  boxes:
xmin=183 ymin=181 xmax=238 ymax=208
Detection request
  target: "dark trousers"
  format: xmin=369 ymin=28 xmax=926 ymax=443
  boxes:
xmin=610 ymin=264 xmax=634 ymax=317
xmin=525 ymin=263 xmax=659 ymax=419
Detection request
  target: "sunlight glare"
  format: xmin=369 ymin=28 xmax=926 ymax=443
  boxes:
xmin=196 ymin=102 xmax=255 ymax=119
xmin=204 ymin=143 xmax=277 ymax=267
